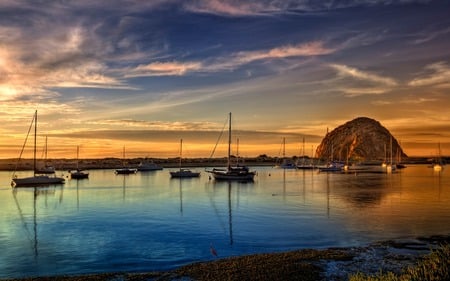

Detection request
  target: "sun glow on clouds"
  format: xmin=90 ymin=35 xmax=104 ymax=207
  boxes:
xmin=126 ymin=41 xmax=334 ymax=77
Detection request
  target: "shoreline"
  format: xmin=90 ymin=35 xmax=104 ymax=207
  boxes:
xmin=0 ymin=157 xmax=441 ymax=172
xmin=2 ymin=235 xmax=449 ymax=281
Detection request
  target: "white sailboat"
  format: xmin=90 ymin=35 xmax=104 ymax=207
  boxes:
xmin=11 ymin=111 xmax=65 ymax=187
xmin=208 ymin=113 xmax=256 ymax=181
xmin=170 ymin=139 xmax=200 ymax=178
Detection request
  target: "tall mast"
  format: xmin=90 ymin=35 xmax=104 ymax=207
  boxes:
xmin=228 ymin=112 xmax=232 ymax=169
xmin=33 ymin=110 xmax=37 ymax=176
xmin=179 ymin=139 xmax=183 ymax=169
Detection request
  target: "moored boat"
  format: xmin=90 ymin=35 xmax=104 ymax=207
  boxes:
xmin=11 ymin=111 xmax=65 ymax=187
xmin=207 ymin=113 xmax=256 ymax=181
xmin=170 ymin=139 xmax=200 ymax=178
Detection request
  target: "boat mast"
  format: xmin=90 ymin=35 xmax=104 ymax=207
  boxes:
xmin=33 ymin=110 xmax=37 ymax=176
xmin=228 ymin=112 xmax=232 ymax=170
xmin=179 ymin=139 xmax=183 ymax=170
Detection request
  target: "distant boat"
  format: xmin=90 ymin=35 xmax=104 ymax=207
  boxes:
xmin=297 ymin=138 xmax=316 ymax=170
xmin=11 ymin=110 xmax=65 ymax=187
xmin=318 ymin=145 xmax=343 ymax=172
xmin=432 ymin=142 xmax=444 ymax=171
xmin=136 ymin=159 xmax=163 ymax=171
xmin=70 ymin=146 xmax=89 ymax=179
xmin=35 ymin=136 xmax=56 ymax=174
xmin=318 ymin=161 xmax=344 ymax=172
xmin=207 ymin=113 xmax=256 ymax=181
xmin=274 ymin=137 xmax=296 ymax=169
xmin=115 ymin=147 xmax=137 ymax=174
xmin=170 ymin=139 xmax=200 ymax=178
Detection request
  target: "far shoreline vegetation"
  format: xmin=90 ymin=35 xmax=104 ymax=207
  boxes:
xmin=0 ymin=155 xmax=448 ymax=171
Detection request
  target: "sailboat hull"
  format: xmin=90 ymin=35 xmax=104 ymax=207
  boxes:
xmin=170 ymin=169 xmax=200 ymax=178
xmin=210 ymin=168 xmax=255 ymax=181
xmin=12 ymin=175 xmax=65 ymax=187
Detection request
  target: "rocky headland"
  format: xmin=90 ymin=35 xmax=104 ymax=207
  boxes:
xmin=316 ymin=117 xmax=407 ymax=163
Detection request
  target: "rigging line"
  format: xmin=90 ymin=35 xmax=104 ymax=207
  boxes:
xmin=208 ymin=116 xmax=229 ymax=161
xmin=12 ymin=113 xmax=35 ymax=178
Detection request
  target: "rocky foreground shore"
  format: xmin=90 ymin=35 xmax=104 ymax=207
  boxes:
xmin=2 ymin=235 xmax=449 ymax=281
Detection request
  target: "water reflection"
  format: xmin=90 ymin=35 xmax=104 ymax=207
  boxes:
xmin=11 ymin=186 xmax=63 ymax=258
xmin=1 ymin=166 xmax=449 ymax=279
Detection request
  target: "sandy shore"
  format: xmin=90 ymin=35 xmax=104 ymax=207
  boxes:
xmin=2 ymin=235 xmax=449 ymax=281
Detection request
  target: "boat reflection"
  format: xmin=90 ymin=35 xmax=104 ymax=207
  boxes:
xmin=12 ymin=186 xmax=63 ymax=258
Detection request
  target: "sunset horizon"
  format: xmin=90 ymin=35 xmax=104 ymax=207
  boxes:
xmin=0 ymin=1 xmax=448 ymax=160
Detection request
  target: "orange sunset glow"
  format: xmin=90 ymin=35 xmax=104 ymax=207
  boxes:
xmin=0 ymin=1 xmax=448 ymax=160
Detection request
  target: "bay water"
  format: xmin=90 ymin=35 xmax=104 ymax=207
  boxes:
xmin=0 ymin=165 xmax=449 ymax=278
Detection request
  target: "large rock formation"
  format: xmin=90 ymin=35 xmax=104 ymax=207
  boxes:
xmin=316 ymin=117 xmax=407 ymax=162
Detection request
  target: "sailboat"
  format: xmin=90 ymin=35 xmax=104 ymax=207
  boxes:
xmin=115 ymin=146 xmax=137 ymax=174
xmin=208 ymin=113 xmax=256 ymax=181
xmin=296 ymin=137 xmax=315 ymax=169
xmin=170 ymin=139 xmax=200 ymax=178
xmin=274 ymin=137 xmax=296 ymax=169
xmin=35 ymin=136 xmax=56 ymax=174
xmin=11 ymin=110 xmax=65 ymax=187
xmin=70 ymin=146 xmax=89 ymax=179
xmin=432 ymin=142 xmax=444 ymax=171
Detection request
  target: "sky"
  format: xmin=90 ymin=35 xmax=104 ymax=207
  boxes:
xmin=0 ymin=0 xmax=449 ymax=159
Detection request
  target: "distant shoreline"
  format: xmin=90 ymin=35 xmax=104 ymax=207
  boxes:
xmin=0 ymin=156 xmax=443 ymax=171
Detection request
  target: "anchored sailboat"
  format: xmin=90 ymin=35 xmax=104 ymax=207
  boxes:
xmin=11 ymin=110 xmax=65 ymax=187
xmin=208 ymin=113 xmax=256 ymax=181
xmin=70 ymin=146 xmax=89 ymax=179
xmin=170 ymin=139 xmax=200 ymax=178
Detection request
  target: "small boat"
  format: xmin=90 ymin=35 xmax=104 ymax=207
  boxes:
xmin=207 ymin=113 xmax=256 ymax=181
xmin=432 ymin=142 xmax=444 ymax=171
xmin=274 ymin=138 xmax=296 ymax=169
xmin=115 ymin=147 xmax=137 ymax=174
xmin=35 ymin=136 xmax=56 ymax=174
xmin=297 ymin=138 xmax=316 ymax=169
xmin=136 ymin=159 xmax=163 ymax=171
xmin=115 ymin=168 xmax=137 ymax=174
xmin=11 ymin=111 xmax=65 ymax=187
xmin=70 ymin=146 xmax=89 ymax=179
xmin=170 ymin=139 xmax=200 ymax=178
xmin=318 ymin=161 xmax=344 ymax=172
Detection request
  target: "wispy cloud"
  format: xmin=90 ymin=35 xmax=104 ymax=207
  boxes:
xmin=412 ymin=26 xmax=450 ymax=45
xmin=87 ymin=119 xmax=217 ymax=131
xmin=126 ymin=61 xmax=202 ymax=77
xmin=125 ymin=41 xmax=334 ymax=77
xmin=328 ymin=64 xmax=398 ymax=97
xmin=408 ymin=62 xmax=450 ymax=87
xmin=181 ymin=0 xmax=431 ymax=16
xmin=330 ymin=64 xmax=397 ymax=86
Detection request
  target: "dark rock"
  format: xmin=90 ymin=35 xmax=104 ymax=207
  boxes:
xmin=316 ymin=117 xmax=407 ymax=162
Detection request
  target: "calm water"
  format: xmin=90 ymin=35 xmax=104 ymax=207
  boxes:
xmin=0 ymin=165 xmax=449 ymax=278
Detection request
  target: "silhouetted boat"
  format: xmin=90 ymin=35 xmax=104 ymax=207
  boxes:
xmin=274 ymin=138 xmax=296 ymax=169
xmin=170 ymin=139 xmax=200 ymax=178
xmin=11 ymin=111 xmax=65 ymax=187
xmin=208 ymin=113 xmax=256 ymax=181
xmin=115 ymin=146 xmax=137 ymax=174
xmin=70 ymin=146 xmax=89 ymax=179
xmin=136 ymin=159 xmax=163 ymax=171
